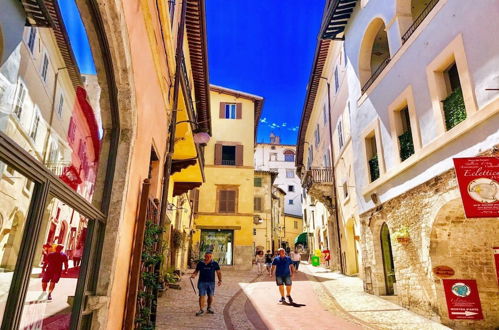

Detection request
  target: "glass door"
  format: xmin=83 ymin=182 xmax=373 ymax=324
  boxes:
xmin=200 ymin=230 xmax=233 ymax=265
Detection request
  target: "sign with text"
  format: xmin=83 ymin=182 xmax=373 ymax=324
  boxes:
xmin=443 ymin=279 xmax=483 ymax=320
xmin=433 ymin=265 xmax=455 ymax=278
xmin=494 ymin=247 xmax=499 ymax=286
xmin=453 ymin=157 xmax=499 ymax=218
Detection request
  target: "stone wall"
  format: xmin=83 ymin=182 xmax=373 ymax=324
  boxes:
xmin=233 ymin=245 xmax=253 ymax=270
xmin=360 ymin=166 xmax=499 ymax=328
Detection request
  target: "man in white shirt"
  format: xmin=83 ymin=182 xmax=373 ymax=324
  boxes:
xmin=290 ymin=248 xmax=302 ymax=271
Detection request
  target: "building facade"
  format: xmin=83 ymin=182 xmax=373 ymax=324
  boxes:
xmin=255 ymin=137 xmax=303 ymax=216
xmin=192 ymin=85 xmax=263 ymax=270
xmin=253 ymin=170 xmax=277 ymax=252
xmin=314 ymin=0 xmax=499 ymax=328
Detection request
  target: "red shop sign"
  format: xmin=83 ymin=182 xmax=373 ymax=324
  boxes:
xmin=494 ymin=247 xmax=499 ymax=287
xmin=453 ymin=157 xmax=499 ymax=218
xmin=443 ymin=279 xmax=483 ymax=320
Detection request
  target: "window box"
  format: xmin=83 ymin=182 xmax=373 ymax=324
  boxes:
xmin=368 ymin=155 xmax=380 ymax=182
xmin=398 ymin=130 xmax=414 ymax=161
xmin=443 ymin=87 xmax=466 ymax=130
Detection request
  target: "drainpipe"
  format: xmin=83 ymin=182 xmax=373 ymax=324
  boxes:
xmin=159 ymin=0 xmax=188 ymax=229
xmin=321 ymin=76 xmax=344 ymax=273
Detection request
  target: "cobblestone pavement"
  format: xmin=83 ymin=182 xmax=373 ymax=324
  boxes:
xmin=156 ymin=264 xmax=450 ymax=330
xmin=302 ymin=263 xmax=451 ymax=330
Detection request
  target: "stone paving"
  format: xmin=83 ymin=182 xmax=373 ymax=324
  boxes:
xmin=302 ymin=263 xmax=451 ymax=330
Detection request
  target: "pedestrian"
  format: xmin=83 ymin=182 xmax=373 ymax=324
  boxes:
xmin=264 ymin=250 xmax=273 ymax=275
xmin=72 ymin=244 xmax=83 ymax=268
xmin=290 ymin=248 xmax=302 ymax=271
xmin=190 ymin=251 xmax=222 ymax=316
xmin=270 ymin=248 xmax=295 ymax=304
xmin=255 ymin=250 xmax=265 ymax=275
xmin=41 ymin=243 xmax=51 ymax=272
xmin=41 ymin=244 xmax=68 ymax=300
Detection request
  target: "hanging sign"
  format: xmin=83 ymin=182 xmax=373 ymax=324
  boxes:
xmin=453 ymin=157 xmax=499 ymax=218
xmin=432 ymin=265 xmax=455 ymax=278
xmin=443 ymin=279 xmax=483 ymax=320
xmin=494 ymin=247 xmax=499 ymax=286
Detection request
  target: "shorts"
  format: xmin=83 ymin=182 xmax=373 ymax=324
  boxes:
xmin=275 ymin=275 xmax=292 ymax=286
xmin=198 ymin=281 xmax=215 ymax=296
xmin=42 ymin=271 xmax=61 ymax=283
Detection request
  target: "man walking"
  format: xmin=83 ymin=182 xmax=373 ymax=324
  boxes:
xmin=191 ymin=251 xmax=222 ymax=316
xmin=290 ymin=248 xmax=302 ymax=271
xmin=270 ymin=248 xmax=295 ymax=303
xmin=41 ymin=244 xmax=68 ymax=300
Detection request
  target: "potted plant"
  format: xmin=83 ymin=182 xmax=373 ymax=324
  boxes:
xmin=392 ymin=226 xmax=410 ymax=243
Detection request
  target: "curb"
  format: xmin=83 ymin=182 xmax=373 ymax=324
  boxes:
xmin=223 ymin=273 xmax=260 ymax=330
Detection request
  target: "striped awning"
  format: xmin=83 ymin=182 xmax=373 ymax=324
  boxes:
xmin=320 ymin=0 xmax=358 ymax=40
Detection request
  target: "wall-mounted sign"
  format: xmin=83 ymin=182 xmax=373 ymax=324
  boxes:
xmin=432 ymin=266 xmax=455 ymax=278
xmin=494 ymin=247 xmax=499 ymax=286
xmin=443 ymin=279 xmax=483 ymax=320
xmin=453 ymin=157 xmax=499 ymax=218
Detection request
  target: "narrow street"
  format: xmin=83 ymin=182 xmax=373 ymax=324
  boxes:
xmin=157 ymin=263 xmax=449 ymax=330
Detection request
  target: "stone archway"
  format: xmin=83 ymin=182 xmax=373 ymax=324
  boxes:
xmin=358 ymin=17 xmax=391 ymax=86
xmin=430 ymin=198 xmax=499 ymax=328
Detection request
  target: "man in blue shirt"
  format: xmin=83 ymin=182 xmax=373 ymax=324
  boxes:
xmin=191 ymin=251 xmax=222 ymax=316
xmin=270 ymin=248 xmax=295 ymax=303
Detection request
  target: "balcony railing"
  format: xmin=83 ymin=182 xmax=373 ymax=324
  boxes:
xmin=221 ymin=159 xmax=236 ymax=166
xmin=303 ymin=168 xmax=334 ymax=189
xmin=361 ymin=57 xmax=391 ymax=94
xmin=401 ymin=0 xmax=440 ymax=44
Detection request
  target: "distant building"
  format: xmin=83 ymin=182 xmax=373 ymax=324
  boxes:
xmin=255 ymin=134 xmax=303 ymax=216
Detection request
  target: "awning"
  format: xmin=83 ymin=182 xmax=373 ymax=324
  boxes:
xmin=320 ymin=0 xmax=358 ymax=40
xmin=294 ymin=232 xmax=308 ymax=246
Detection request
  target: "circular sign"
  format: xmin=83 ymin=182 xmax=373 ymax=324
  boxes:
xmin=467 ymin=178 xmax=499 ymax=203
xmin=432 ymin=265 xmax=455 ymax=278
xmin=451 ymin=282 xmax=471 ymax=297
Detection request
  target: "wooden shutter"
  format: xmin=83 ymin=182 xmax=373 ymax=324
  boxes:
xmin=219 ymin=102 xmax=226 ymax=118
xmin=254 ymin=197 xmax=262 ymax=212
xmin=219 ymin=190 xmax=227 ymax=213
xmin=214 ymin=143 xmax=222 ymax=165
xmin=236 ymin=103 xmax=242 ymax=119
xmin=227 ymin=190 xmax=236 ymax=213
xmin=235 ymin=145 xmax=243 ymax=166
xmin=191 ymin=189 xmax=199 ymax=213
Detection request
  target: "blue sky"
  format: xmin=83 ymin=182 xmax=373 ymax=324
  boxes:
xmin=61 ymin=0 xmax=326 ymax=145
xmin=206 ymin=0 xmax=326 ymax=145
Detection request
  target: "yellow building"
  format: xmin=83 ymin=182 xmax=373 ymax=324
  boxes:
xmin=253 ymin=170 xmax=277 ymax=252
xmin=192 ymin=85 xmax=263 ymax=270
xmin=283 ymin=213 xmax=303 ymax=250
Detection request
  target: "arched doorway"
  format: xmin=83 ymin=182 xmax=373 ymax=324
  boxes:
xmin=345 ymin=219 xmax=359 ymax=275
xmin=359 ymin=18 xmax=391 ymax=88
xmin=380 ymin=223 xmax=395 ymax=295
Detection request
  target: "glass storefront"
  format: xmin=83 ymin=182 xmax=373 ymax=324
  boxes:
xmin=0 ymin=0 xmax=113 ymax=328
xmin=200 ymin=230 xmax=233 ymax=265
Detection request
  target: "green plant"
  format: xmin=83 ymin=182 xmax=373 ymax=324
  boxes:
xmin=164 ymin=271 xmax=180 ymax=284
xmin=443 ymin=87 xmax=466 ymax=130
xmin=392 ymin=226 xmax=410 ymax=239
xmin=398 ymin=130 xmax=414 ymax=161
xmin=368 ymin=155 xmax=380 ymax=182
xmin=172 ymin=228 xmax=183 ymax=249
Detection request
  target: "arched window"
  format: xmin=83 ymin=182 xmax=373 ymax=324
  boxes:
xmin=359 ymin=18 xmax=391 ymax=92
xmin=284 ymin=149 xmax=295 ymax=162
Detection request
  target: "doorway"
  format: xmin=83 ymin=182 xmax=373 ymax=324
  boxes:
xmin=200 ymin=230 xmax=234 ymax=265
xmin=380 ymin=223 xmax=396 ymax=295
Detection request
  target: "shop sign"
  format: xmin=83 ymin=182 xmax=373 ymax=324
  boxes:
xmin=443 ymin=279 xmax=483 ymax=320
xmin=432 ymin=265 xmax=455 ymax=278
xmin=494 ymin=247 xmax=499 ymax=286
xmin=453 ymin=157 xmax=499 ymax=218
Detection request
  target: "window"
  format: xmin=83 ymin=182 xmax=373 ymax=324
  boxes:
xmin=323 ymin=103 xmax=328 ymax=123
xmin=338 ymin=120 xmax=344 ymax=149
xmin=307 ymin=145 xmax=313 ymax=169
xmin=191 ymin=189 xmax=200 ymax=214
xmin=225 ymin=103 xmax=236 ymax=119
xmin=366 ymin=135 xmax=379 ymax=182
xmin=219 ymin=189 xmax=236 ymax=213
xmin=442 ymin=63 xmax=466 ymax=130
xmin=30 ymin=114 xmax=40 ymax=140
xmin=294 ymin=221 xmax=298 ymax=229
xmin=323 ymin=152 xmax=330 ymax=168
xmin=57 ymin=94 xmax=64 ymax=117
xmin=271 ymin=146 xmax=276 ymax=150
xmin=254 ymin=197 xmax=262 ymax=211
xmin=41 ymin=54 xmax=49 ymax=82
xmin=222 ymin=146 xmax=236 ymax=165
xmin=334 ymin=66 xmax=339 ymax=92
xmin=13 ymin=82 xmax=26 ymax=119
xmin=270 ymin=153 xmax=277 ymax=161
xmin=359 ymin=18 xmax=390 ymax=91
xmin=397 ymin=107 xmax=414 ymax=161
xmin=254 ymin=177 xmax=262 ymax=187
xmin=314 ymin=124 xmax=320 ymax=146
xmin=27 ymin=28 xmax=37 ymax=53
xmin=68 ymin=117 xmax=76 ymax=143
xmin=343 ymin=181 xmax=349 ymax=199
xmin=288 ymin=185 xmax=294 ymax=192
xmin=288 ymin=199 xmax=294 ymax=205
xmin=286 ymin=169 xmax=294 ymax=178
xmin=284 ymin=150 xmax=295 ymax=162
xmin=253 ymin=228 xmax=257 ymax=235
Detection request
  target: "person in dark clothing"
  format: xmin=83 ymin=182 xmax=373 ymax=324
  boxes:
xmin=41 ymin=245 xmax=68 ymax=300
xmin=264 ymin=250 xmax=273 ymax=275
xmin=191 ymin=251 xmax=222 ymax=316
xmin=270 ymin=248 xmax=295 ymax=303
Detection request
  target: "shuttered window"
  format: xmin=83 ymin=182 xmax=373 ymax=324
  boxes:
xmin=219 ymin=102 xmax=242 ymax=119
xmin=191 ymin=189 xmax=200 ymax=213
xmin=254 ymin=197 xmax=262 ymax=211
xmin=219 ymin=189 xmax=236 ymax=213
xmin=215 ymin=143 xmax=243 ymax=166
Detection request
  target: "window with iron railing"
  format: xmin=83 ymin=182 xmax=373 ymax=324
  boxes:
xmin=402 ymin=0 xmax=440 ymax=44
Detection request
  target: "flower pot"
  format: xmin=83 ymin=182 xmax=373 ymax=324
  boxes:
xmin=396 ymin=237 xmax=410 ymax=244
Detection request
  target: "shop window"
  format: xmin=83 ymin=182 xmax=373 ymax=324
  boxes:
xmin=254 ymin=177 xmax=262 ymax=187
xmin=254 ymin=197 xmax=262 ymax=211
xmin=286 ymin=169 xmax=294 ymax=178
xmin=218 ymin=189 xmax=237 ymax=213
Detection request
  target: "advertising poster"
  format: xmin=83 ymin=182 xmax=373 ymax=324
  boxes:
xmin=443 ymin=279 xmax=483 ymax=320
xmin=453 ymin=157 xmax=499 ymax=218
